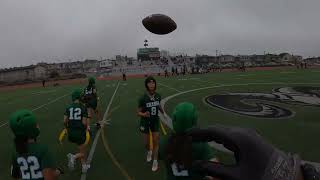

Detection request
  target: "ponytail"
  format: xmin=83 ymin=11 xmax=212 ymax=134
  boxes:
xmin=165 ymin=133 xmax=193 ymax=169
xmin=14 ymin=136 xmax=29 ymax=154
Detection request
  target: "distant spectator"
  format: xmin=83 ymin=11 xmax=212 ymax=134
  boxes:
xmin=165 ymin=69 xmax=169 ymax=78
xmin=122 ymin=73 xmax=126 ymax=81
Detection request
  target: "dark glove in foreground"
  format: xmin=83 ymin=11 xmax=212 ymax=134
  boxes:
xmin=187 ymin=126 xmax=302 ymax=180
xmin=302 ymin=163 xmax=320 ymax=180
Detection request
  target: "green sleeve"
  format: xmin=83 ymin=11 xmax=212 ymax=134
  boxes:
xmin=200 ymin=143 xmax=215 ymax=160
xmin=41 ymin=146 xmax=56 ymax=169
xmin=138 ymin=96 xmax=144 ymax=108
xmin=11 ymin=154 xmax=21 ymax=178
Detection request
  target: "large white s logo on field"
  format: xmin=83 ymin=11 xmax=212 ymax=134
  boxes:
xmin=206 ymin=87 xmax=320 ymax=118
xmin=274 ymin=87 xmax=320 ymax=106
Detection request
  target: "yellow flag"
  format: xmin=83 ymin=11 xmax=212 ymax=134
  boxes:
xmin=149 ymin=128 xmax=153 ymax=150
xmin=58 ymin=128 xmax=67 ymax=144
xmin=160 ymin=122 xmax=167 ymax=135
xmin=84 ymin=131 xmax=91 ymax=145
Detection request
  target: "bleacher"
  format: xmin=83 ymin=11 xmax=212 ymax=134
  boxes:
xmin=98 ymin=57 xmax=195 ymax=77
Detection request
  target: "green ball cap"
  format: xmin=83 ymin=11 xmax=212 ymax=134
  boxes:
xmin=72 ymin=88 xmax=82 ymax=101
xmin=172 ymin=102 xmax=198 ymax=133
xmin=9 ymin=110 xmax=40 ymax=138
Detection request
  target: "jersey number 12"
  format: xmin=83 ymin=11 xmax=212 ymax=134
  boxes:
xmin=69 ymin=108 xmax=82 ymax=120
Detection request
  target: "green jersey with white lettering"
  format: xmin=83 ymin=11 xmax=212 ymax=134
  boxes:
xmin=11 ymin=143 xmax=55 ymax=180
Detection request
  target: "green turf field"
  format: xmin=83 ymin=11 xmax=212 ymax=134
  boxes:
xmin=1 ymin=68 xmax=320 ymax=180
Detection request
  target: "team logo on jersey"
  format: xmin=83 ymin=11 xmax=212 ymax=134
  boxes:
xmin=205 ymin=86 xmax=320 ymax=118
xmin=146 ymin=101 xmax=160 ymax=107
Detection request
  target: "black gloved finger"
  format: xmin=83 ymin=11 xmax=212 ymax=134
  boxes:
xmin=189 ymin=125 xmax=302 ymax=180
xmin=193 ymin=160 xmax=240 ymax=180
xmin=301 ymin=163 xmax=320 ymax=180
xmin=187 ymin=126 xmax=235 ymax=144
xmin=187 ymin=126 xmax=240 ymax=153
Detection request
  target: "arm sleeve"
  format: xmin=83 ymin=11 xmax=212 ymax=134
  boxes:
xmin=11 ymin=155 xmax=21 ymax=179
xmin=41 ymin=146 xmax=56 ymax=169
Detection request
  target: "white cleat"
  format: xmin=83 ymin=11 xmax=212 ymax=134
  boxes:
xmin=82 ymin=163 xmax=91 ymax=174
xmin=146 ymin=151 xmax=152 ymax=163
xmin=152 ymin=160 xmax=159 ymax=172
xmin=67 ymin=153 xmax=75 ymax=170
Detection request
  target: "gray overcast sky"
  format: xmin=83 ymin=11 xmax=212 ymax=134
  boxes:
xmin=0 ymin=0 xmax=320 ymax=68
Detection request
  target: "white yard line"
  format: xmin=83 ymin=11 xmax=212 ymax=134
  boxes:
xmin=31 ymin=93 xmax=69 ymax=111
xmin=158 ymin=82 xmax=181 ymax=93
xmin=81 ymin=82 xmax=120 ymax=180
xmin=195 ymin=79 xmax=210 ymax=83
xmin=0 ymin=93 xmax=70 ymax=128
xmin=159 ymin=81 xmax=320 ymax=166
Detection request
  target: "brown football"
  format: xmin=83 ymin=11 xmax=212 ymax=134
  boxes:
xmin=142 ymin=14 xmax=177 ymax=35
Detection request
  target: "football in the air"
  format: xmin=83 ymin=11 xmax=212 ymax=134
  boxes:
xmin=142 ymin=14 xmax=177 ymax=35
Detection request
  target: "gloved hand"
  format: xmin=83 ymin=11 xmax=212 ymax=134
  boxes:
xmin=187 ymin=125 xmax=303 ymax=180
xmin=301 ymin=163 xmax=320 ymax=180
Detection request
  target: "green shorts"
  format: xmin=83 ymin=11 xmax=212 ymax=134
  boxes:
xmin=86 ymin=100 xmax=97 ymax=110
xmin=139 ymin=118 xmax=160 ymax=134
xmin=68 ymin=129 xmax=86 ymax=145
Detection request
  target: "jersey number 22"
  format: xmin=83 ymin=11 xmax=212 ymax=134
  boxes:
xmin=17 ymin=156 xmax=43 ymax=179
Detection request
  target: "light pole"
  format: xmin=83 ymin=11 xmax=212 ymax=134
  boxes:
xmin=144 ymin=39 xmax=148 ymax=48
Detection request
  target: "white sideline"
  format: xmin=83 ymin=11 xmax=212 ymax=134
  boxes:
xmin=158 ymin=82 xmax=181 ymax=93
xmin=80 ymin=82 xmax=120 ymax=180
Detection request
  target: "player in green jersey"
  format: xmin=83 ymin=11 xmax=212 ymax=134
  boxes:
xmin=159 ymin=102 xmax=219 ymax=180
xmin=64 ymin=89 xmax=90 ymax=173
xmin=137 ymin=76 xmax=164 ymax=172
xmin=9 ymin=110 xmax=62 ymax=180
xmin=82 ymin=77 xmax=101 ymax=128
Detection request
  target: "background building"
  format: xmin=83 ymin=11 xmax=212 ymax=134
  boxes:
xmin=137 ymin=47 xmax=160 ymax=61
xmin=0 ymin=64 xmax=47 ymax=83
